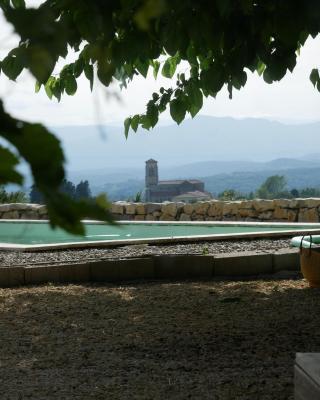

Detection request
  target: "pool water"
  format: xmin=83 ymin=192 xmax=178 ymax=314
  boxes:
xmin=0 ymin=220 xmax=320 ymax=246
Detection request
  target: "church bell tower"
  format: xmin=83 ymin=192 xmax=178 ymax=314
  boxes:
xmin=145 ymin=159 xmax=158 ymax=201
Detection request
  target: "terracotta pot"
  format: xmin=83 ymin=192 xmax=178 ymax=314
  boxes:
xmin=300 ymin=246 xmax=320 ymax=288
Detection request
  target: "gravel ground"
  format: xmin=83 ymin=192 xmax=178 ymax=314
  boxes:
xmin=0 ymin=279 xmax=319 ymax=399
xmin=0 ymin=238 xmax=291 ymax=266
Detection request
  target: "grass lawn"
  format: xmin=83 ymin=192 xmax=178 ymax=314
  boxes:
xmin=0 ymin=279 xmax=319 ymax=399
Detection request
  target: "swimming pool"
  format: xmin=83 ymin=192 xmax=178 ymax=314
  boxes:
xmin=1 ymin=220 xmax=320 ymax=251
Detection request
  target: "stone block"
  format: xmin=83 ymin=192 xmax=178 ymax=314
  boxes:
xmin=194 ymin=201 xmax=210 ymax=215
xmin=145 ymin=214 xmax=156 ymax=221
xmin=21 ymin=210 xmax=39 ymax=220
xmin=8 ymin=203 xmax=31 ymax=211
xmin=214 ymin=252 xmax=273 ymax=276
xmin=25 ymin=264 xmax=88 ymax=285
xmin=238 ymin=200 xmax=254 ymax=209
xmin=297 ymin=198 xmax=320 ymax=208
xmin=0 ymin=204 xmax=10 ymax=212
xmin=183 ymin=203 xmax=194 ymax=215
xmin=2 ymin=211 xmax=20 ymax=219
xmin=136 ymin=203 xmax=146 ymax=215
xmin=298 ymin=208 xmax=319 ymax=223
xmin=145 ymin=203 xmax=161 ymax=214
xmin=180 ymin=213 xmax=191 ymax=221
xmin=222 ymin=202 xmax=240 ymax=216
xmin=273 ymin=199 xmax=291 ymax=208
xmin=159 ymin=214 xmax=176 ymax=221
xmin=153 ymin=255 xmax=214 ymax=279
xmin=272 ymin=249 xmax=300 ymax=272
xmin=238 ymin=208 xmax=257 ymax=218
xmin=58 ymin=263 xmax=91 ymax=283
xmin=153 ymin=211 xmax=161 ymax=217
xmin=90 ymin=258 xmax=154 ymax=282
xmin=125 ymin=203 xmax=136 ymax=215
xmin=287 ymin=209 xmax=298 ymax=222
xmin=191 ymin=215 xmax=204 ymax=221
xmin=258 ymin=211 xmax=273 ymax=220
xmin=273 ymin=207 xmax=289 ymax=220
xmin=0 ymin=267 xmax=25 ymax=287
xmin=134 ymin=215 xmax=145 ymax=221
xmin=37 ymin=205 xmax=47 ymax=215
xmin=24 ymin=265 xmax=60 ymax=284
xmin=111 ymin=202 xmax=125 ymax=215
xmin=253 ymin=199 xmax=274 ymax=212
xmin=161 ymin=202 xmax=178 ymax=217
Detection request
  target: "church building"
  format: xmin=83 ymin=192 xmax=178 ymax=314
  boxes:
xmin=145 ymin=159 xmax=211 ymax=202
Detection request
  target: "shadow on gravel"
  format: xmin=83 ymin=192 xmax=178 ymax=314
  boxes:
xmin=0 ymin=279 xmax=318 ymax=400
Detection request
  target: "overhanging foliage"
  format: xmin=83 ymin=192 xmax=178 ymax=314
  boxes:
xmin=0 ymin=0 xmax=319 ymax=231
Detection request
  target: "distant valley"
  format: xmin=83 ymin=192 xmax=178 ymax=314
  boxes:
xmin=92 ymin=160 xmax=320 ymax=200
xmin=18 ymin=116 xmax=320 ymax=198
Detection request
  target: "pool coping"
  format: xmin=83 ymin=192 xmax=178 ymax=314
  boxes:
xmin=0 ymin=248 xmax=301 ymax=287
xmin=0 ymin=219 xmax=320 ymax=251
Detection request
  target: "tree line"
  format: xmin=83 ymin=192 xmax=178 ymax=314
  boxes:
xmin=0 ymin=179 xmax=92 ymax=204
xmin=218 ymin=175 xmax=320 ymax=201
xmin=3 ymin=175 xmax=320 ymax=204
xmin=30 ymin=179 xmax=92 ymax=204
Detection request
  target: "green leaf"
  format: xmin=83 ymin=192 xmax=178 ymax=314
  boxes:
xmin=135 ymin=59 xmax=149 ymax=78
xmin=310 ymin=69 xmax=319 ymax=87
xmin=232 ymin=70 xmax=247 ymax=90
xmin=186 ymin=45 xmax=198 ymax=66
xmin=1 ymin=55 xmax=23 ymax=80
xmin=11 ymin=0 xmax=25 ymax=9
xmin=257 ymin=61 xmax=266 ymax=76
xmin=73 ymin=58 xmax=84 ymax=78
xmin=27 ymin=46 xmax=55 ymax=83
xmin=44 ymin=77 xmax=54 ymax=99
xmin=263 ymin=68 xmax=273 ymax=84
xmin=151 ymin=60 xmax=160 ymax=79
xmin=170 ymin=97 xmax=186 ymax=124
xmin=45 ymin=192 xmax=114 ymax=236
xmin=146 ymin=101 xmax=158 ymax=127
xmin=84 ymin=63 xmax=94 ymax=91
xmin=161 ymin=54 xmax=180 ymax=78
xmin=51 ymin=78 xmax=62 ymax=101
xmin=140 ymin=115 xmax=152 ymax=130
xmin=97 ymin=61 xmax=114 ymax=86
xmin=64 ymin=74 xmax=77 ymax=95
xmin=131 ymin=115 xmax=140 ymax=132
xmin=186 ymin=81 xmax=203 ymax=118
xmin=124 ymin=117 xmax=131 ymax=138
xmin=200 ymin=63 xmax=224 ymax=93
xmin=35 ymin=81 xmax=41 ymax=93
xmin=0 ymin=145 xmax=23 ymax=185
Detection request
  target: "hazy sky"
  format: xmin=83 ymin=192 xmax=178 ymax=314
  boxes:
xmin=0 ymin=8 xmax=320 ymax=127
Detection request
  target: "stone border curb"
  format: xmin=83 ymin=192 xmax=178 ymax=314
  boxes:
xmin=0 ymin=249 xmax=301 ymax=287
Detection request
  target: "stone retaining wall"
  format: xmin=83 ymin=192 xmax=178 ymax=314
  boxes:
xmin=1 ymin=199 xmax=320 ymax=223
xmin=0 ymin=203 xmax=48 ymax=220
xmin=111 ymin=198 xmax=320 ymax=223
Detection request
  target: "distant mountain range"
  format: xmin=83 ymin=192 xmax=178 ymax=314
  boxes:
xmin=70 ymin=157 xmax=320 ymax=185
xmin=52 ymin=115 xmax=320 ymax=176
xmin=16 ymin=115 xmax=320 ymax=197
